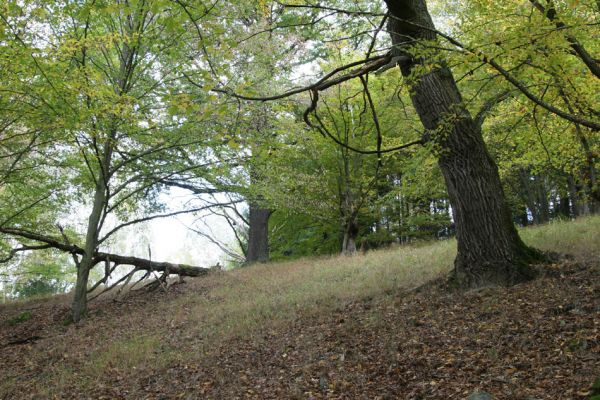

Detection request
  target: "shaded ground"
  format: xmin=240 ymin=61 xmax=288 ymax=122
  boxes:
xmin=1 ymin=217 xmax=600 ymax=399
xmin=1 ymin=258 xmax=599 ymax=399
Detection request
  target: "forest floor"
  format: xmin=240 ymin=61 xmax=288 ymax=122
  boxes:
xmin=1 ymin=217 xmax=599 ymax=400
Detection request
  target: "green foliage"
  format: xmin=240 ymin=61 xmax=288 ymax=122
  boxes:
xmin=0 ymin=0 xmax=598 ymax=281
xmin=269 ymin=211 xmax=340 ymax=260
xmin=448 ymin=0 xmax=599 ymax=213
xmin=591 ymin=377 xmax=600 ymax=396
xmin=7 ymin=311 xmax=32 ymax=326
xmin=0 ymin=250 xmax=76 ymax=299
xmin=12 ymin=279 xmax=67 ymax=299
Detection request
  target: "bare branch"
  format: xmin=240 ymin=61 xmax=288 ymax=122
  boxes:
xmin=304 ymin=89 xmax=423 ymax=155
xmin=0 ymin=244 xmax=53 ymax=264
xmin=98 ymin=201 xmax=242 ymax=245
xmin=206 ymin=54 xmax=391 ymax=101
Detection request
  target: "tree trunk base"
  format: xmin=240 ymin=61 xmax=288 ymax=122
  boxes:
xmin=452 ymin=246 xmax=547 ymax=289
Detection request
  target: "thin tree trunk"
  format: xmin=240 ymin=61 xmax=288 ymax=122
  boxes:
xmin=520 ymin=169 xmax=539 ymax=224
xmin=384 ymin=0 xmax=543 ymax=288
xmin=71 ymin=171 xmax=107 ymax=322
xmin=556 ymin=184 xmax=571 ymax=218
xmin=575 ymin=129 xmax=600 ymax=213
xmin=341 ymin=220 xmax=358 ymax=255
xmin=516 ymin=206 xmax=529 ymax=227
xmin=537 ymin=176 xmax=550 ymax=224
xmin=246 ymin=203 xmax=271 ymax=263
xmin=71 ymin=11 xmax=154 ymax=321
xmin=568 ymin=173 xmax=590 ymax=216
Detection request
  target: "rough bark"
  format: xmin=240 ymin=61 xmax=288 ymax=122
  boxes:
xmin=384 ymin=0 xmax=542 ymax=288
xmin=246 ymin=203 xmax=271 ymax=263
xmin=93 ymin=253 xmax=211 ymax=276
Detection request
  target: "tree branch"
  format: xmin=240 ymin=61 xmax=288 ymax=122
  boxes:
xmin=474 ymin=90 xmax=513 ymax=128
xmin=529 ymin=0 xmax=600 ymax=79
xmin=206 ymin=54 xmax=391 ymax=101
xmin=98 ymin=200 xmax=243 ymax=245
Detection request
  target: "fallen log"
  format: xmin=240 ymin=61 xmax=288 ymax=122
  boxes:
xmin=0 ymin=227 xmax=210 ymax=277
xmin=93 ymin=252 xmax=210 ymax=276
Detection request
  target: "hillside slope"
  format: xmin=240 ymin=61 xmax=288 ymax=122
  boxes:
xmin=1 ymin=217 xmax=599 ymax=399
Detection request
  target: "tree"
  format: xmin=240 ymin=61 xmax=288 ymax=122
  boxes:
xmin=222 ymin=0 xmax=545 ymax=286
xmin=3 ymin=0 xmax=596 ymax=313
xmin=246 ymin=205 xmax=272 ymax=262
xmin=0 ymin=0 xmax=224 ymax=321
xmin=1 ymin=250 xmax=77 ymax=300
xmin=253 ymin=67 xmax=419 ymax=254
xmin=382 ymin=0 xmax=543 ymax=287
xmin=171 ymin=0 xmax=331 ymax=264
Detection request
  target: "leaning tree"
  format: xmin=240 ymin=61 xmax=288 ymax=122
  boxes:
xmin=211 ymin=0 xmax=559 ymax=287
xmin=381 ymin=0 xmax=545 ymax=287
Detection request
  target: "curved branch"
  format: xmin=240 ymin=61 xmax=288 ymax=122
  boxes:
xmin=0 ymin=244 xmax=53 ymax=264
xmin=304 ymin=89 xmax=423 ymax=155
xmin=263 ymin=4 xmax=600 ymax=130
xmin=383 ymin=13 xmax=600 ymax=130
xmin=529 ymin=0 xmax=600 ymax=79
xmin=98 ymin=200 xmax=243 ymax=245
xmin=474 ymin=90 xmax=513 ymax=128
xmin=207 ymin=54 xmax=391 ymax=101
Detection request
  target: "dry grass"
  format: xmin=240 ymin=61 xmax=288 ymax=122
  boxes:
xmin=85 ymin=335 xmax=171 ymax=375
xmin=176 ymin=240 xmax=455 ymax=345
xmin=31 ymin=340 xmax=168 ymax=399
xmin=519 ymin=215 xmax=600 ymax=259
xmin=1 ymin=216 xmax=598 ymax=398
xmin=163 ymin=215 xmax=600 ymax=347
xmin=0 ymin=291 xmax=71 ymax=309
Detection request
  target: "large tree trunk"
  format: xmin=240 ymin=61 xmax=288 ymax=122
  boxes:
xmin=246 ymin=203 xmax=271 ymax=263
xmin=384 ymin=0 xmax=542 ymax=288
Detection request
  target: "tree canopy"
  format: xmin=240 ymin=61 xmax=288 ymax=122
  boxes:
xmin=0 ymin=0 xmax=598 ymax=319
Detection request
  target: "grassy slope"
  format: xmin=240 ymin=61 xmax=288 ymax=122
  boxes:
xmin=0 ymin=216 xmax=598 ymax=398
xmin=172 ymin=215 xmax=599 ymax=344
